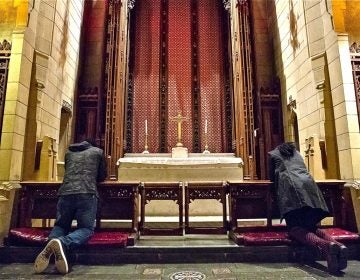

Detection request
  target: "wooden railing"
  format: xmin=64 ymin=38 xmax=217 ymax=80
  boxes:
xmin=17 ymin=181 xmax=140 ymax=233
xmin=15 ymin=179 xmax=347 ymax=236
xmin=228 ymin=180 xmax=347 ymax=233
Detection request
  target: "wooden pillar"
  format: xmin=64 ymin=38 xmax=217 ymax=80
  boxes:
xmin=230 ymin=0 xmax=245 ymax=160
xmin=104 ymin=0 xmax=131 ymax=179
xmin=229 ymin=0 xmax=256 ymax=179
xmin=114 ymin=0 xmax=131 ymax=160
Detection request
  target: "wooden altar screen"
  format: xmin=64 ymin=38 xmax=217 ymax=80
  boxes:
xmin=126 ymin=0 xmax=232 ymax=155
xmin=73 ymin=0 xmax=284 ymax=180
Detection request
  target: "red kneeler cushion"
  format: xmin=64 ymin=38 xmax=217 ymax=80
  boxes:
xmin=236 ymin=224 xmax=293 ymax=246
xmin=9 ymin=228 xmax=51 ymax=246
xmin=321 ymin=227 xmax=360 ymax=243
xmin=86 ymin=231 xmax=129 ymax=246
xmin=234 ymin=227 xmax=360 ymax=246
xmin=240 ymin=231 xmax=292 ymax=246
xmin=9 ymin=228 xmax=130 ymax=247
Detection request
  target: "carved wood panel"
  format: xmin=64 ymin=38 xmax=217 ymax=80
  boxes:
xmin=0 ymin=39 xmax=11 ymax=142
xmin=256 ymin=80 xmax=283 ymax=180
xmin=104 ymin=0 xmax=122 ymax=178
xmin=159 ymin=0 xmax=169 ymax=152
xmin=75 ymin=87 xmax=99 ymax=142
xmin=237 ymin=0 xmax=256 ymax=178
xmin=350 ymin=43 xmax=360 ymax=128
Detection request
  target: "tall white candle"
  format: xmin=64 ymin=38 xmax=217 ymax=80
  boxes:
xmin=205 ymin=119 xmax=208 ymax=134
xmin=145 ymin=119 xmax=148 ymax=135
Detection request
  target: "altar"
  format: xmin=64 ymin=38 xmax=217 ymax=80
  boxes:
xmin=117 ymin=153 xmax=243 ymax=182
xmin=117 ymin=153 xmax=243 ymax=222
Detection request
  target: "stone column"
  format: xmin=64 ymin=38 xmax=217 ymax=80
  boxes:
xmin=350 ymin=181 xmax=360 ymax=232
xmin=0 ymin=182 xmax=21 ymax=245
xmin=333 ymin=34 xmax=360 ymax=231
xmin=333 ymin=34 xmax=360 ymax=180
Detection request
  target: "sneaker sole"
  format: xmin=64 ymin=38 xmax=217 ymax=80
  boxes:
xmin=51 ymin=239 xmax=69 ymax=274
xmin=34 ymin=244 xmax=53 ymax=273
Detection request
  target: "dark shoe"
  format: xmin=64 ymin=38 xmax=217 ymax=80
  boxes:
xmin=326 ymin=242 xmax=340 ymax=274
xmin=50 ymin=239 xmax=68 ymax=274
xmin=337 ymin=245 xmax=348 ymax=271
xmin=34 ymin=241 xmax=54 ymax=273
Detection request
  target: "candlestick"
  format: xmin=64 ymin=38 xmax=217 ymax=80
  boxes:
xmin=142 ymin=119 xmax=149 ymax=154
xmin=142 ymin=133 xmax=149 ymax=154
xmin=203 ymin=119 xmax=210 ymax=154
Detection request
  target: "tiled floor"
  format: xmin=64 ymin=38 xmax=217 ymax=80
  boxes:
xmin=0 ymin=261 xmax=359 ymax=279
xmin=1 ymin=235 xmax=359 ymax=279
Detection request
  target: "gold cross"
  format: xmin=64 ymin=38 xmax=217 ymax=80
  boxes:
xmin=170 ymin=112 xmax=189 ymax=147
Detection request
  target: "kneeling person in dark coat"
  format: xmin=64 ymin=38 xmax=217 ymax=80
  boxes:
xmin=34 ymin=139 xmax=107 ymax=274
xmin=268 ymin=142 xmax=347 ymax=274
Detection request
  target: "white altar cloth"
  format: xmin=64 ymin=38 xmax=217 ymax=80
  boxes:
xmin=117 ymin=153 xmax=243 ymax=166
xmin=117 ymin=153 xmax=243 ymax=183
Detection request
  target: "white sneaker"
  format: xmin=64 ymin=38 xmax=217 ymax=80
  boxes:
xmin=49 ymin=239 xmax=69 ymax=274
xmin=34 ymin=241 xmax=54 ymax=273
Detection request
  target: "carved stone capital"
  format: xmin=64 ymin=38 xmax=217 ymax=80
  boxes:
xmin=0 ymin=182 xmax=21 ymax=199
xmin=0 ymin=39 xmax=12 ymax=52
xmin=35 ymin=80 xmax=45 ymax=89
xmin=352 ymin=181 xmax=360 ymax=190
xmin=62 ymin=100 xmax=72 ymax=114
xmin=128 ymin=0 xmax=135 ymax=10
xmin=0 ymin=182 xmax=21 ymax=191
xmin=223 ymin=0 xmax=231 ymax=11
xmin=350 ymin=42 xmax=360 ymax=53
xmin=288 ymin=95 xmax=296 ymax=110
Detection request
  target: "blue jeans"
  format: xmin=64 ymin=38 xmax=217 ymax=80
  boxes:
xmin=49 ymin=194 xmax=97 ymax=251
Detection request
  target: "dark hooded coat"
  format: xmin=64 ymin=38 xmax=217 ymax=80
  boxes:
xmin=58 ymin=141 xmax=107 ymax=197
xmin=268 ymin=143 xmax=329 ymax=223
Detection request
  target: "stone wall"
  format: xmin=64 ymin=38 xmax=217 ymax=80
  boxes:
xmin=269 ymin=0 xmax=360 ymax=231
xmin=270 ymin=0 xmax=359 ymax=181
xmin=0 ymin=0 xmax=85 ymax=243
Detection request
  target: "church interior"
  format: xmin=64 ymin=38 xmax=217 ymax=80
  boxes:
xmin=1 ymin=0 xmax=360 ymax=268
